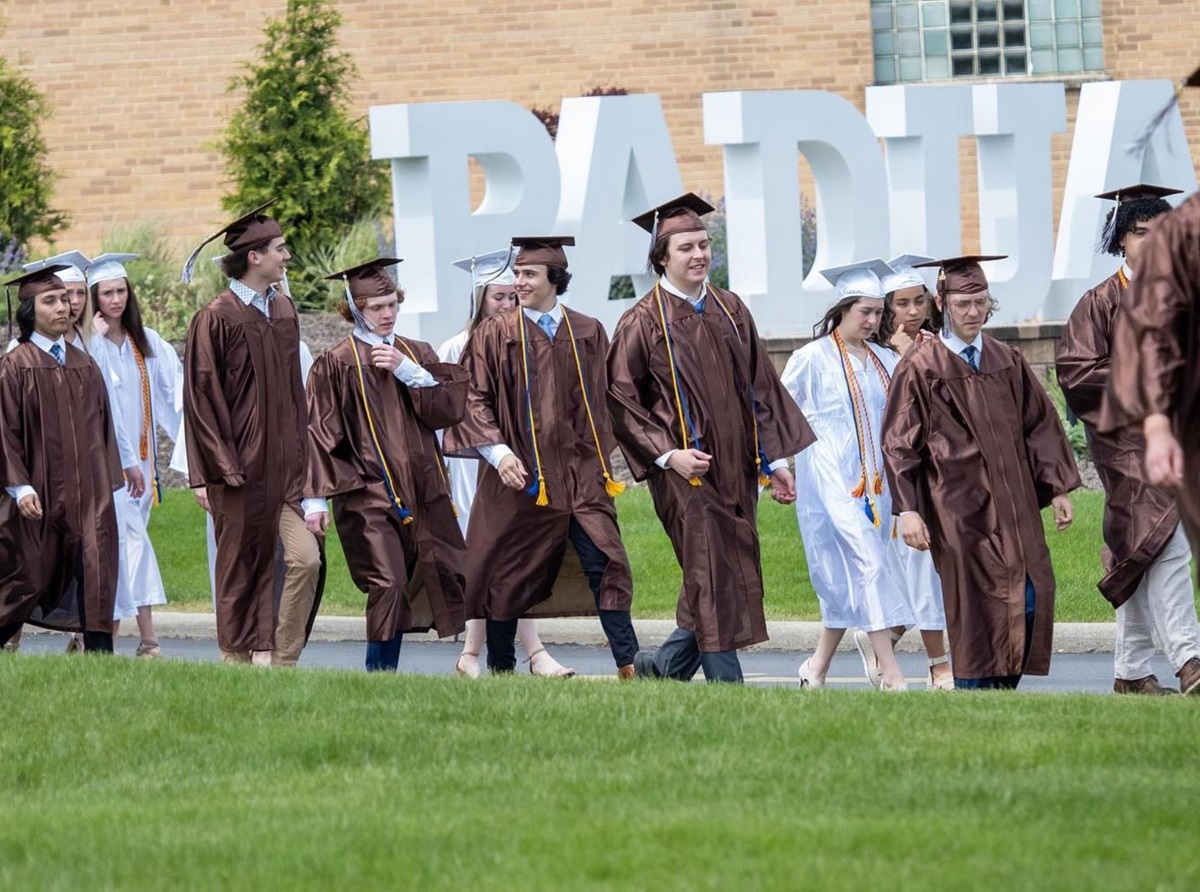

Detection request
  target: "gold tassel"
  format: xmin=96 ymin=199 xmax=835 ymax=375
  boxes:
xmin=688 ymin=476 xmax=702 ymax=487
xmin=869 ymin=498 xmax=881 ymax=528
xmin=604 ymin=474 xmax=626 ymax=497
xmin=759 ymin=473 xmax=771 ymax=488
xmin=851 ymin=475 xmax=866 ymax=499
xmin=873 ymin=472 xmax=884 ymax=496
xmin=535 ymin=476 xmax=549 ymax=507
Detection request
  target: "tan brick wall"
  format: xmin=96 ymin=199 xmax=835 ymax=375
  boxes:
xmin=2 ymin=0 xmax=1197 ymax=263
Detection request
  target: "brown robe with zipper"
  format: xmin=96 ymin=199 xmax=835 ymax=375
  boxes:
xmin=1056 ymin=269 xmax=1180 ymax=607
xmin=182 ymin=289 xmax=311 ymax=653
xmin=306 ymin=335 xmax=469 ymax=641
xmin=606 ymin=283 xmax=815 ymax=653
xmin=442 ymin=306 xmax=633 ymax=622
xmin=882 ymin=334 xmax=1080 ymax=678
xmin=1102 ymin=192 xmax=1200 ymax=564
xmin=0 ymin=340 xmax=122 ymax=634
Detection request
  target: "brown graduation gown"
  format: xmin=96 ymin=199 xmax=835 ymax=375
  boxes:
xmin=1102 ymin=193 xmax=1200 ymax=562
xmin=306 ymin=335 xmax=469 ymax=641
xmin=0 ymin=341 xmax=122 ymax=634
xmin=606 ymin=285 xmax=815 ymax=652
xmin=442 ymin=307 xmax=633 ymax=622
xmin=882 ymin=334 xmax=1080 ymax=678
xmin=182 ymin=290 xmax=310 ymax=653
xmin=1056 ymin=270 xmax=1179 ymax=607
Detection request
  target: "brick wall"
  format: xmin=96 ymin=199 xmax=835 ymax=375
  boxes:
xmin=2 ymin=0 xmax=1197 ymax=270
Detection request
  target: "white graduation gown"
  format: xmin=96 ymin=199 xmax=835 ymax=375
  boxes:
xmin=781 ymin=337 xmax=914 ymax=632
xmin=170 ymin=341 xmax=314 ymax=608
xmin=436 ymin=329 xmax=478 ymax=537
xmin=92 ymin=328 xmax=184 ymax=618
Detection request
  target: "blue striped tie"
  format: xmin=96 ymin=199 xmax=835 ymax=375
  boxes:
xmin=961 ymin=345 xmax=979 ymax=371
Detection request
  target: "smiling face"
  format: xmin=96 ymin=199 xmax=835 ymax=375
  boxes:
xmin=249 ymin=236 xmax=291 ymax=285
xmin=513 ymin=264 xmax=557 ymax=312
xmin=33 ymin=288 xmax=72 ymax=339
xmin=888 ymin=285 xmax=930 ymax=337
xmin=359 ymin=293 xmax=399 ymax=338
xmin=480 ymin=282 xmax=518 ymax=319
xmin=660 ymin=229 xmax=712 ymax=291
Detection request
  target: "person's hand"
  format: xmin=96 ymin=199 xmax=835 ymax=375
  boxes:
xmin=1051 ymin=494 xmax=1073 ymax=531
xmin=194 ymin=487 xmax=212 ymax=514
xmin=890 ymin=329 xmax=915 ymax=354
xmin=92 ymin=312 xmax=109 ymax=337
xmin=901 ymin=512 xmax=930 ymax=551
xmin=667 ymin=449 xmax=712 ymax=480
xmin=768 ymin=466 xmax=796 ymax=504
xmin=1144 ymin=414 xmax=1184 ymax=490
xmin=371 ymin=344 xmax=403 ymax=373
xmin=224 ymin=473 xmax=246 ymax=488
xmin=125 ymin=466 xmax=146 ymax=499
xmin=305 ymin=511 xmax=329 ymax=536
xmin=497 ymin=454 xmax=529 ymax=490
xmin=17 ymin=492 xmax=43 ymax=520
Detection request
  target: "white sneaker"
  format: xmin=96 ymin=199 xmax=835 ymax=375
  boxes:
xmin=853 ymin=630 xmax=882 ymax=689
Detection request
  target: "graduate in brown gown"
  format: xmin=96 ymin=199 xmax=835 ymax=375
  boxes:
xmin=1057 ymin=184 xmax=1200 ymax=695
xmin=305 ymin=257 xmax=469 ymax=672
xmin=606 ymin=194 xmax=815 ymax=684
xmin=182 ymin=204 xmax=323 ymax=666
xmin=882 ymin=256 xmax=1080 ymax=689
xmin=0 ymin=266 xmax=123 ymax=653
xmin=442 ymin=236 xmax=640 ymax=677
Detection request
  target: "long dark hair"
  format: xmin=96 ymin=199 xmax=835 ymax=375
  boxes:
xmin=812 ymin=294 xmax=894 ymax=350
xmin=91 ymin=278 xmax=153 ymax=357
xmin=15 ymin=298 xmax=36 ymax=343
xmin=879 ymin=286 xmax=935 ymax=346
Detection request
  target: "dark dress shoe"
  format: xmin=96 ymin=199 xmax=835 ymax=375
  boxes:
xmin=1113 ymin=674 xmax=1177 ymax=695
xmin=632 ymin=649 xmax=660 ymax=679
xmin=1177 ymin=657 xmax=1200 ymax=695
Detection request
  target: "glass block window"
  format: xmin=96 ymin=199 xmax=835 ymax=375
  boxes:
xmin=872 ymin=0 xmax=1104 ymax=84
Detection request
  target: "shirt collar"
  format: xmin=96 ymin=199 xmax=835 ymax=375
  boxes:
xmin=352 ymin=327 xmax=394 ymax=348
xmin=228 ymin=278 xmax=277 ymax=306
xmin=521 ymin=301 xmax=562 ymax=324
xmin=30 ymin=330 xmax=67 ymax=356
xmin=1121 ymin=262 xmax=1134 ymax=281
xmin=939 ymin=326 xmax=983 ymax=360
xmin=658 ymin=275 xmax=708 ymax=306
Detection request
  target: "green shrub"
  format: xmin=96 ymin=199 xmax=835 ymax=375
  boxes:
xmin=1045 ymin=368 xmax=1091 ymax=460
xmin=218 ymin=0 xmax=389 ymax=310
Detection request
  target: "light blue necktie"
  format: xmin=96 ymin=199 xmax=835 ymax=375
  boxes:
xmin=537 ymin=313 xmax=556 ymax=340
xmin=49 ymin=343 xmax=65 ymax=366
xmin=961 ymin=345 xmax=979 ymax=371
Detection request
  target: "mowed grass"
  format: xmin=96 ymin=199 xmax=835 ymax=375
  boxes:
xmin=149 ymin=487 xmax=1177 ymax=621
xmin=0 ymin=657 xmax=1197 ymax=891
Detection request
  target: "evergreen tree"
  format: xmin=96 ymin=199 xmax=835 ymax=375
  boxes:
xmin=219 ymin=0 xmax=387 ymax=307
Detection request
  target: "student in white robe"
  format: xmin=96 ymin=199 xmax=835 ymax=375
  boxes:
xmin=781 ymin=259 xmax=914 ymax=691
xmin=856 ymin=255 xmax=953 ymax=691
xmin=88 ymin=254 xmax=183 ymax=658
xmin=436 ymin=248 xmax=574 ymax=679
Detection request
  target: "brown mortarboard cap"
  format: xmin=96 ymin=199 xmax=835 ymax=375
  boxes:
xmin=1094 ymin=183 xmax=1184 ymax=203
xmin=4 ymin=265 xmax=69 ymax=302
xmin=512 ymin=236 xmax=575 ymax=270
xmin=181 ymin=200 xmax=285 ymax=284
xmin=631 ymin=192 xmax=715 ymax=243
xmin=323 ymin=257 xmax=403 ymax=301
xmin=914 ymin=255 xmax=1006 ymax=296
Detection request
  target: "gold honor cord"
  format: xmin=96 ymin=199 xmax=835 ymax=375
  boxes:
xmin=129 ymin=339 xmax=162 ymax=506
xmin=559 ymin=307 xmax=625 ymax=498
xmin=653 ymin=284 xmax=702 ymax=486
xmin=516 ymin=314 xmax=550 ymax=506
xmin=832 ymin=330 xmax=891 ymax=527
xmin=350 ymin=338 xmax=413 ymax=524
xmin=392 ymin=336 xmax=458 ymax=518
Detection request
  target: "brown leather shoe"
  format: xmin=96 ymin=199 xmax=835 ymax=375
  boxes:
xmin=1177 ymin=657 xmax=1200 ymax=695
xmin=618 ymin=664 xmax=636 ymax=680
xmin=1113 ymin=674 xmax=1177 ymax=695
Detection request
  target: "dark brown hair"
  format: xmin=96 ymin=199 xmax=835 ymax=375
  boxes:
xmin=91 ymin=278 xmax=153 ymax=357
xmin=812 ymin=294 xmax=894 ymax=350
xmin=879 ymin=286 xmax=934 ymax=346
xmin=218 ymin=237 xmax=275 ymax=281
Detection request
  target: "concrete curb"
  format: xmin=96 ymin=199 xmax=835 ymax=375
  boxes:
xmin=30 ymin=612 xmax=1119 ymax=654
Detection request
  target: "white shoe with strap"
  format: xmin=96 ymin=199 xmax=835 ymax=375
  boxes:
xmin=927 ymin=654 xmax=954 ymax=690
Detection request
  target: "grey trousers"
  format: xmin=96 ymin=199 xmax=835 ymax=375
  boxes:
xmin=649 ymin=627 xmax=743 ymax=684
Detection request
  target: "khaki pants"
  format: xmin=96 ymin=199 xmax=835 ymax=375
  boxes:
xmin=273 ymin=507 xmax=321 ymax=667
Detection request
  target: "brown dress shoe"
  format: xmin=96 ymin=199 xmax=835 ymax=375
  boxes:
xmin=1113 ymin=674 xmax=1177 ymax=695
xmin=618 ymin=664 xmax=636 ymax=680
xmin=1177 ymin=657 xmax=1200 ymax=695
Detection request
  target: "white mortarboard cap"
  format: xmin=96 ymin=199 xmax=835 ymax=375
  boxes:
xmin=819 ymin=258 xmax=893 ymax=300
xmin=23 ymin=250 xmax=92 ymax=284
xmin=882 ymin=253 xmax=936 ymax=294
xmin=86 ymin=253 xmax=140 ymax=288
xmin=452 ymin=248 xmax=515 ymax=317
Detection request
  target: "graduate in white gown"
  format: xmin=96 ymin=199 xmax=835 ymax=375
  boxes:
xmin=781 ymin=259 xmax=914 ymax=691
xmin=87 ymin=255 xmax=183 ymax=657
xmin=169 ymin=341 xmax=314 ymax=608
xmin=436 ymin=248 xmax=573 ymax=679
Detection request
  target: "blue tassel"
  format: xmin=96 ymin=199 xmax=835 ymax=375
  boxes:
xmin=863 ymin=497 xmax=876 ymax=525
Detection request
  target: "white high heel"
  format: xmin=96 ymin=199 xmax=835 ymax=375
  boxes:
xmin=927 ymin=654 xmax=954 ymax=690
xmin=797 ymin=658 xmax=825 ymax=689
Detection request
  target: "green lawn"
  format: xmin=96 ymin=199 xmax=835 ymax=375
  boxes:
xmin=0 ymin=657 xmax=1196 ymax=890
xmin=149 ymin=487 xmax=1150 ymax=621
